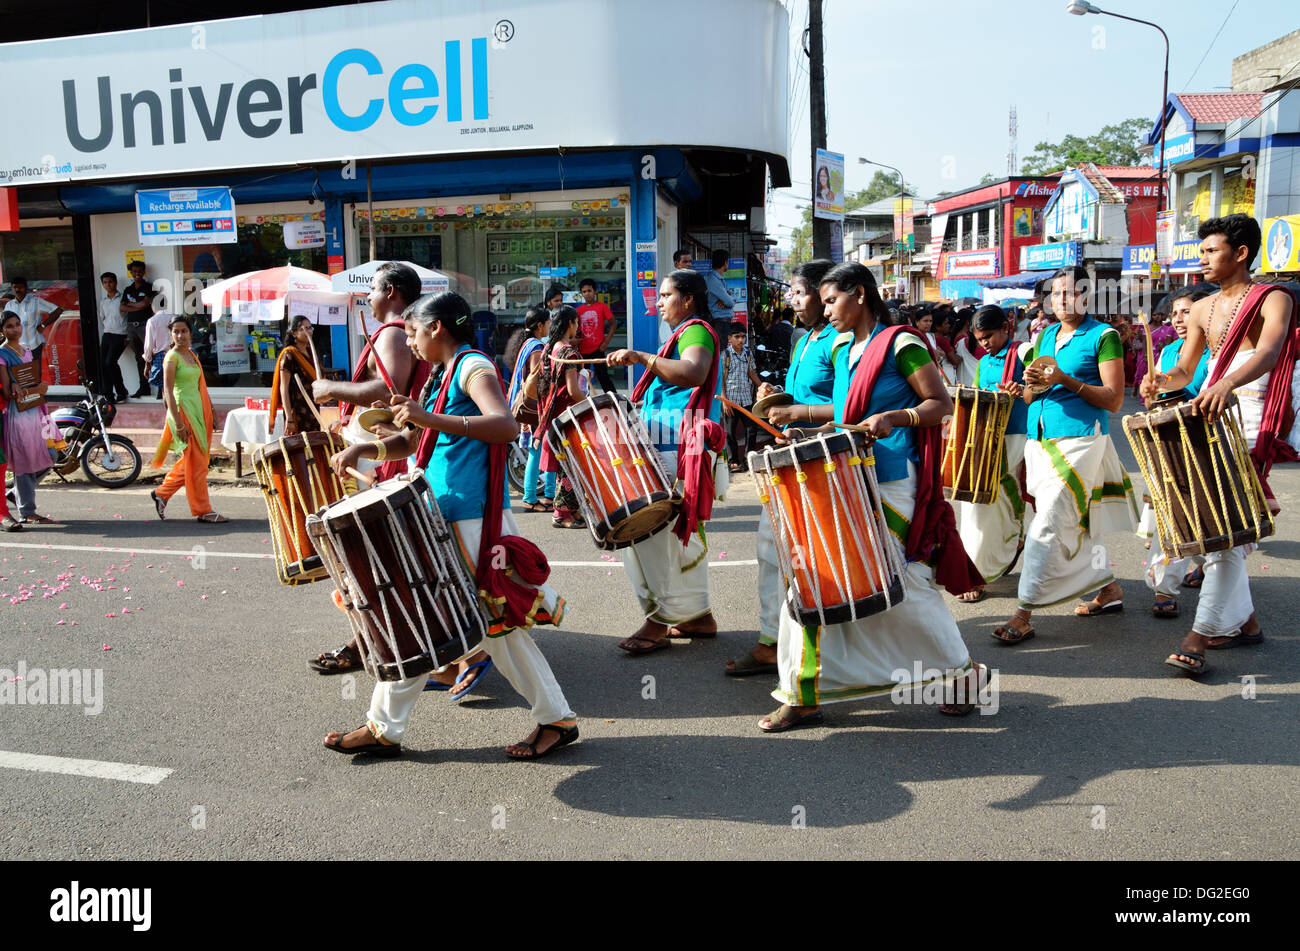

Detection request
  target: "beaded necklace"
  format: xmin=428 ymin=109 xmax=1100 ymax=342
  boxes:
xmin=1207 ymin=282 xmax=1252 ymax=356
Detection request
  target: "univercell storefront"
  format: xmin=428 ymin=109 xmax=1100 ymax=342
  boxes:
xmin=0 ymin=0 xmax=789 ymax=397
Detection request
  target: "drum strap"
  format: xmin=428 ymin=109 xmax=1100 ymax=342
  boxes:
xmin=631 ymin=318 xmax=726 ymax=545
xmin=844 ymin=325 xmax=984 ymax=596
xmin=1204 ymin=283 xmax=1300 ymax=495
xmin=999 ymin=340 xmax=1023 ymax=388
xmin=424 ymin=348 xmax=553 ymax=631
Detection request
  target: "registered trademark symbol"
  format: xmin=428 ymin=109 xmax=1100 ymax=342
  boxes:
xmin=494 ymin=20 xmax=514 ymax=43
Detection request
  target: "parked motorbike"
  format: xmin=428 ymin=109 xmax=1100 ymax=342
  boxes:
xmin=46 ymin=363 xmax=142 ymax=488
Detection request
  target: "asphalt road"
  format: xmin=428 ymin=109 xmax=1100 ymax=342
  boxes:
xmin=2 ymin=399 xmax=1298 ymax=861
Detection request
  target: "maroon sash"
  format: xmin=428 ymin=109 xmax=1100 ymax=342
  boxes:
xmin=843 ymin=324 xmax=984 ymax=596
xmin=1204 ymin=283 xmax=1299 ymax=496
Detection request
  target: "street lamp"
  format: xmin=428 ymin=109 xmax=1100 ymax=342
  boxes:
xmin=1067 ymin=1 xmax=1170 ymax=289
xmin=859 ymin=157 xmax=909 ymax=297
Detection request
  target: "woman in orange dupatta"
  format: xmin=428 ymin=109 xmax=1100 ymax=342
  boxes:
xmin=149 ymin=315 xmax=227 ymax=523
xmin=268 ymin=315 xmax=320 ymax=435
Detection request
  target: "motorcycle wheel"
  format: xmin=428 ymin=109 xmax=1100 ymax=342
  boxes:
xmin=507 ymin=439 xmax=530 ymax=494
xmin=81 ymin=435 xmax=143 ymax=488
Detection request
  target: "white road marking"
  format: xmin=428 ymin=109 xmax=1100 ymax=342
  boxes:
xmin=0 ymin=749 xmax=172 ymax=785
xmin=0 ymin=541 xmax=272 ymax=560
xmin=0 ymin=541 xmax=757 ymax=568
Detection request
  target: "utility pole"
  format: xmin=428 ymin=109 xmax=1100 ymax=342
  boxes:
xmin=809 ymin=0 xmax=830 ymax=260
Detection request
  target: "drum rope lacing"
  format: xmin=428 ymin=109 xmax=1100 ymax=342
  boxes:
xmin=942 ymin=385 xmax=1011 ymax=503
xmin=1125 ymin=400 xmax=1269 ymax=557
xmin=254 ymin=433 xmax=346 ymax=584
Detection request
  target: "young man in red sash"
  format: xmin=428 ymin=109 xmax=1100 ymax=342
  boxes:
xmin=308 ymin=262 xmax=434 ymax=677
xmin=606 ymin=269 xmax=725 ymax=655
xmin=1144 ymin=214 xmax=1297 ymax=676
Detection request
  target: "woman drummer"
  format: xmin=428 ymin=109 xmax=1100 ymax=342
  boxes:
xmin=992 ymin=265 xmax=1137 ymax=644
xmin=605 ymin=268 xmax=723 ymax=655
xmin=726 ymin=258 xmax=838 ymax=678
xmin=758 ymin=262 xmax=987 ymax=731
xmin=533 ymin=306 xmax=587 ymax=530
xmin=954 ymin=304 xmax=1031 ymax=603
xmin=325 ymin=291 xmax=578 ymax=760
xmin=268 ymin=314 xmax=321 ymax=436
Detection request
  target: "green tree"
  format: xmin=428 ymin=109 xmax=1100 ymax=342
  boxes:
xmin=1020 ymin=117 xmax=1149 ymax=176
xmin=785 ymin=170 xmax=912 ymax=272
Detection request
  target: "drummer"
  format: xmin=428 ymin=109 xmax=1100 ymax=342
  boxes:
xmin=954 ymin=304 xmax=1031 ymax=603
xmin=758 ymin=262 xmax=987 ymax=731
xmin=308 ymin=262 xmax=428 ymax=678
xmin=1142 ymin=214 xmax=1296 ymax=675
xmin=993 ymin=265 xmax=1137 ymax=645
xmin=1139 ymin=284 xmax=1214 ymax=619
xmin=325 ymin=291 xmax=578 ymax=759
xmin=726 ymin=259 xmax=837 ymax=678
xmin=605 ymin=269 xmax=724 ymax=655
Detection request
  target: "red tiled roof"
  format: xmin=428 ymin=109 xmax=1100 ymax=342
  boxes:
xmin=1178 ymin=93 xmax=1261 ymax=123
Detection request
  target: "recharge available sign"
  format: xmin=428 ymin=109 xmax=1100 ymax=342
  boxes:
xmin=135 ymin=187 xmax=236 ymax=246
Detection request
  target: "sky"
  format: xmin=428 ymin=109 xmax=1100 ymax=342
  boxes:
xmin=770 ymin=0 xmax=1300 ymax=248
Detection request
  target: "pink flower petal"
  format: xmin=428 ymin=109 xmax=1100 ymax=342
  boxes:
xmin=105 ymin=613 xmax=115 ymax=618
xmin=176 ymin=580 xmax=185 ymax=587
xmin=56 ymin=620 xmax=66 ymax=625
xmin=102 ymin=644 xmax=111 ymax=651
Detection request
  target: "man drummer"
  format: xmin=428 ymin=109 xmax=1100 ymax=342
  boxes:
xmin=1139 ymin=283 xmax=1213 ymax=620
xmin=306 ymin=264 xmax=492 ymax=699
xmin=1143 ymin=215 xmax=1296 ymax=676
xmin=726 ymin=259 xmax=838 ymax=678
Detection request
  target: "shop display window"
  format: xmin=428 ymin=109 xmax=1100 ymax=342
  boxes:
xmin=1219 ymin=163 xmax=1257 ymax=217
xmin=181 ymin=212 xmax=328 ymax=387
xmin=1177 ymin=169 xmax=1215 ymax=243
xmin=355 ymin=193 xmax=628 ymax=357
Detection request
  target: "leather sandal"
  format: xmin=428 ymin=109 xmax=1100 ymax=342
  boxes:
xmin=309 ymin=643 xmax=361 ymax=674
xmin=506 ymin=723 xmax=579 ymax=760
xmin=324 ymin=725 xmax=402 ymax=757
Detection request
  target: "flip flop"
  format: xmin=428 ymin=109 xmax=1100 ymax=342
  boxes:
xmin=619 ymin=634 xmax=670 ymax=655
xmin=1164 ymin=650 xmax=1208 ymax=677
xmin=725 ymin=653 xmax=779 ymax=677
xmin=423 ymin=677 xmax=451 ymax=692
xmin=1075 ymin=599 xmax=1123 ymax=617
xmin=758 ymin=704 xmax=824 ymax=733
xmin=1152 ymin=600 xmax=1180 ymax=619
xmin=1182 ymin=567 xmax=1205 ymax=588
xmin=0 ymin=515 xmax=21 ymax=532
xmin=196 ymin=512 xmax=229 ymax=523
xmin=151 ymin=490 xmax=166 ymax=520
xmin=24 ymin=513 xmax=57 ymax=524
xmin=957 ymin=588 xmax=986 ymax=603
xmin=1205 ymin=631 xmax=1264 ymax=650
xmin=991 ymin=621 xmax=1035 ymax=645
xmin=505 ymin=722 xmax=579 ymax=760
xmin=449 ymin=658 xmax=494 ymax=702
xmin=323 ymin=726 xmax=402 ymax=758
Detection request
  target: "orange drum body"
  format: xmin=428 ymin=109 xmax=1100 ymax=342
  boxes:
xmin=942 ymin=384 xmax=1013 ymax=504
xmin=253 ymin=431 xmax=348 ymax=585
xmin=750 ymin=432 xmax=905 ymax=627
xmin=549 ymin=393 xmax=679 ymax=549
xmin=1123 ymin=399 xmax=1273 ymax=557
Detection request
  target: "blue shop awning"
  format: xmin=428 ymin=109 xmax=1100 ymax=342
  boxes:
xmin=979 ymin=269 xmax=1055 ymax=290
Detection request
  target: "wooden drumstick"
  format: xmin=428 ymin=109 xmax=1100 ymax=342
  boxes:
xmin=307 ymin=327 xmax=324 ymax=380
xmin=346 ymin=466 xmax=375 ymax=487
xmin=1136 ymin=311 xmax=1155 ymax=409
xmin=369 ymin=345 xmax=400 ymax=398
xmin=715 ymin=394 xmax=784 ymax=440
xmin=826 ymin=420 xmax=878 ymax=437
xmin=294 ymin=376 xmax=328 ymax=431
xmin=550 ymin=356 xmax=610 ymax=365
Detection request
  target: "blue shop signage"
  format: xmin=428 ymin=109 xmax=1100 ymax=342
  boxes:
xmin=1021 ymin=241 xmax=1080 ymax=271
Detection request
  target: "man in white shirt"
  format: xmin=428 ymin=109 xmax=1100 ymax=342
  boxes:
xmin=97 ymin=271 xmax=128 ymax=402
xmin=3 ymin=276 xmax=62 ymax=369
xmin=142 ymin=309 xmax=174 ymax=399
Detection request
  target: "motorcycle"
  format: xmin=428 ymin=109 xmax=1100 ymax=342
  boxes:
xmin=507 ymin=434 xmax=533 ymax=495
xmin=46 ymin=364 xmax=143 ymax=488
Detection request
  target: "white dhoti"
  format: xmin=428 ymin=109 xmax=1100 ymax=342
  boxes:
xmin=365 ymin=510 xmax=574 ymax=744
xmin=773 ymin=468 xmax=972 ymax=707
xmin=619 ymin=449 xmax=713 ymax=624
xmin=756 ymin=507 xmax=781 ymax=646
xmin=955 ymin=433 xmax=1029 ymax=582
xmin=1018 ymin=434 xmax=1138 ymax=610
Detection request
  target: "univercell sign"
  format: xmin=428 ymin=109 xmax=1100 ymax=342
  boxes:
xmin=0 ymin=0 xmax=789 ymax=185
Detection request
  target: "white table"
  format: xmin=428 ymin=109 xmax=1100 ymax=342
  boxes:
xmin=220 ymin=407 xmax=285 ymax=478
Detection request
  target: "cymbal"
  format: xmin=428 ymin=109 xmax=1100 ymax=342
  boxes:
xmin=1026 ymin=355 xmax=1058 ymax=395
xmin=356 ymin=407 xmax=396 ymax=432
xmin=752 ymin=390 xmax=794 ymax=418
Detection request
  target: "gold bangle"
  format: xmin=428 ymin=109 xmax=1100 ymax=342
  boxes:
xmin=646 ymin=354 xmax=658 ymax=374
xmin=806 ymin=404 xmax=812 ymax=422
xmin=373 ymin=440 xmax=388 ymax=462
xmin=462 ymin=415 xmax=470 ymax=437
xmin=904 ymin=408 xmax=920 ymax=427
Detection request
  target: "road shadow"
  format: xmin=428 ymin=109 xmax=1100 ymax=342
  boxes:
xmin=546 ymin=691 xmax=1300 ymax=827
